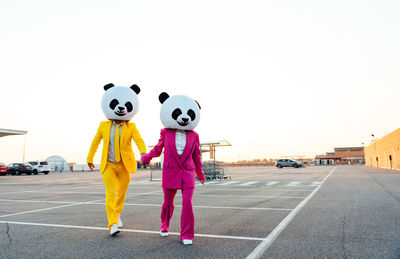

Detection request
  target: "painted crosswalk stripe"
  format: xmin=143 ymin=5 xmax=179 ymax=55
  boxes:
xmin=265 ymin=181 xmax=280 ymax=186
xmin=238 ymin=181 xmax=259 ymax=186
xmin=310 ymin=181 xmax=322 ymax=186
xmin=286 ymin=181 xmax=301 ymax=186
xmin=216 ymin=181 xmax=239 ymax=186
xmin=205 ymin=181 xmax=220 ymax=185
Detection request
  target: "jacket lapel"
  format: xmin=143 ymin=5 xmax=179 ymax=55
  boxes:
xmin=104 ymin=120 xmax=112 ymax=150
xmin=168 ymin=129 xmax=183 ymax=168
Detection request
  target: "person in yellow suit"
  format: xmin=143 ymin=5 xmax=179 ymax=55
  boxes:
xmin=87 ymin=83 xmax=146 ymax=236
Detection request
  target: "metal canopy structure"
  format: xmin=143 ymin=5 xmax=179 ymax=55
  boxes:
xmin=200 ymin=140 xmax=232 ymax=160
xmin=0 ymin=128 xmax=28 ymax=162
xmin=200 ymin=140 xmax=231 ymax=148
xmin=0 ymin=128 xmax=27 ymax=138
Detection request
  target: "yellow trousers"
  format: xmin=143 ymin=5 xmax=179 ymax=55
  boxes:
xmin=102 ymin=161 xmax=131 ymax=229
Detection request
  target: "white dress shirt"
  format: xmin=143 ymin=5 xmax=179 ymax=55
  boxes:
xmin=175 ymin=130 xmax=187 ymax=156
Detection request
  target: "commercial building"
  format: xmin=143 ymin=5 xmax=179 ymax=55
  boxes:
xmin=314 ymin=147 xmax=365 ymax=165
xmin=365 ymin=128 xmax=400 ymax=169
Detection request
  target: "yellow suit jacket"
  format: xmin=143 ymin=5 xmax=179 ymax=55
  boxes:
xmin=87 ymin=121 xmax=146 ymax=173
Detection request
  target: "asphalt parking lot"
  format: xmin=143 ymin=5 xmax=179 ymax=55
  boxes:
xmin=1 ymin=165 xmax=400 ymax=258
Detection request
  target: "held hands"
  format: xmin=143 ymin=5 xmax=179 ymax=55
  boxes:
xmin=88 ymin=163 xmax=95 ymax=171
xmin=200 ymin=181 xmax=205 ymax=185
xmin=137 ymin=153 xmax=146 ymax=166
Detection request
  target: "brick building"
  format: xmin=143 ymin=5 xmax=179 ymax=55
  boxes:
xmin=365 ymin=128 xmax=400 ymax=169
xmin=314 ymin=147 xmax=365 ymax=165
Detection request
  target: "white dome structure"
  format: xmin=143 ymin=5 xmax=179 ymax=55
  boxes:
xmin=46 ymin=155 xmax=69 ymax=171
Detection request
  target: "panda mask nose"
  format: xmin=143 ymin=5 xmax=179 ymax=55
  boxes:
xmin=181 ymin=118 xmax=189 ymax=122
xmin=117 ymin=106 xmax=125 ymax=111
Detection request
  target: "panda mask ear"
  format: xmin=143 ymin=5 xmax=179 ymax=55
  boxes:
xmin=130 ymin=84 xmax=140 ymax=94
xmin=195 ymin=100 xmax=201 ymax=110
xmin=159 ymin=92 xmax=170 ymax=104
xmin=104 ymin=83 xmax=115 ymax=91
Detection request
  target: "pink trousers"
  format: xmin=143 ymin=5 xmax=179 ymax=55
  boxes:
xmin=161 ymin=188 xmax=195 ymax=240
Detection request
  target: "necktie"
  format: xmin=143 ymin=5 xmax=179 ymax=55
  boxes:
xmin=115 ymin=124 xmax=121 ymax=162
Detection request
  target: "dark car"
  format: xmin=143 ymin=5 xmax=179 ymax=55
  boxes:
xmin=7 ymin=163 xmax=35 ymax=175
xmin=0 ymin=163 xmax=7 ymax=175
xmin=276 ymin=159 xmax=303 ymax=168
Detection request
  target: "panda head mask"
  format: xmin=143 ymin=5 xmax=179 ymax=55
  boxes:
xmin=101 ymin=83 xmax=140 ymax=121
xmin=159 ymin=92 xmax=201 ymax=131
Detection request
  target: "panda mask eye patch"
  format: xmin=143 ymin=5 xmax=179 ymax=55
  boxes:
xmin=172 ymin=108 xmax=182 ymax=120
xmin=187 ymin=109 xmax=196 ymax=121
xmin=125 ymin=102 xmax=133 ymax=113
xmin=109 ymin=99 xmax=119 ymax=110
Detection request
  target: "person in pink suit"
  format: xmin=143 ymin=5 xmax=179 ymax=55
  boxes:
xmin=140 ymin=92 xmax=205 ymax=245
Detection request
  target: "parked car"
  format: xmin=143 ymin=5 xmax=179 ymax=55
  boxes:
xmin=0 ymin=163 xmax=7 ymax=175
xmin=276 ymin=159 xmax=303 ymax=168
xmin=28 ymin=161 xmax=50 ymax=175
xmin=7 ymin=163 xmax=35 ymax=175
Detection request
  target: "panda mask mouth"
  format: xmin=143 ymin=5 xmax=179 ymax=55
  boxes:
xmin=177 ymin=120 xmax=189 ymax=127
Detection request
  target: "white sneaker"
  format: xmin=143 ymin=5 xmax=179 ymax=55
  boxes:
xmin=160 ymin=231 xmax=168 ymax=237
xmin=182 ymin=239 xmax=193 ymax=245
xmin=110 ymin=224 xmax=120 ymax=236
xmin=117 ymin=216 xmax=123 ymax=228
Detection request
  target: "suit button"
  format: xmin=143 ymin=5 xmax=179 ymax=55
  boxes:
xmin=171 ymin=166 xmax=174 ymax=169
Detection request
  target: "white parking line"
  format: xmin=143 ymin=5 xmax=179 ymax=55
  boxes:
xmin=238 ymin=181 xmax=259 ymax=186
xmin=286 ymin=181 xmax=301 ymax=186
xmin=0 ymin=190 xmax=162 ymax=219
xmin=0 ymin=178 xmax=83 ymax=185
xmin=191 ymin=194 xmax=306 ymax=199
xmin=310 ymin=181 xmax=322 ymax=186
xmin=265 ymin=181 xmax=280 ymax=186
xmin=246 ymin=167 xmax=337 ymax=259
xmin=0 ymin=199 xmax=294 ymax=211
xmin=0 ymin=190 xmax=39 ymax=195
xmin=216 ymin=181 xmax=239 ymax=186
xmin=0 ymin=220 xmax=265 ymax=241
xmin=196 ymin=188 xmax=315 ymax=192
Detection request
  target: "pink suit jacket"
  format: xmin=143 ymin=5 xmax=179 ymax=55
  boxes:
xmin=142 ymin=128 xmax=205 ymax=189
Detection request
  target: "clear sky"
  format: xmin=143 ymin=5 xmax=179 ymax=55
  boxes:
xmin=1 ymin=0 xmax=399 ymax=164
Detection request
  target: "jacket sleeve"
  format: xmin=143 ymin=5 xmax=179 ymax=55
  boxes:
xmin=193 ymin=133 xmax=205 ymax=182
xmin=131 ymin=123 xmax=147 ymax=154
xmin=87 ymin=123 xmax=103 ymax=164
xmin=142 ymin=129 xmax=165 ymax=164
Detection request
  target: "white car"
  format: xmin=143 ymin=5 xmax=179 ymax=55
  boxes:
xmin=28 ymin=161 xmax=50 ymax=175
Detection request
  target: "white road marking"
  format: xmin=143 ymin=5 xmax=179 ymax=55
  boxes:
xmin=216 ymin=181 xmax=239 ymax=186
xmin=0 ymin=178 xmax=82 ymax=185
xmin=238 ymin=181 xmax=259 ymax=186
xmin=286 ymin=181 xmax=301 ymax=186
xmin=246 ymin=167 xmax=337 ymax=259
xmin=0 ymin=190 xmax=38 ymax=195
xmin=191 ymin=194 xmax=306 ymax=199
xmin=310 ymin=181 xmax=322 ymax=186
xmin=0 ymin=199 xmax=77 ymax=204
xmin=0 ymin=220 xmax=264 ymax=241
xmin=195 ymin=188 xmax=315 ymax=192
xmin=265 ymin=181 xmax=280 ymax=186
xmin=0 ymin=190 xmax=162 ymax=218
xmin=0 ymin=199 xmax=294 ymax=211
xmin=204 ymin=181 xmax=220 ymax=185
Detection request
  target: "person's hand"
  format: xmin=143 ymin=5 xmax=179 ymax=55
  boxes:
xmin=88 ymin=163 xmax=95 ymax=171
xmin=200 ymin=181 xmax=205 ymax=185
xmin=137 ymin=159 xmax=144 ymax=166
